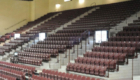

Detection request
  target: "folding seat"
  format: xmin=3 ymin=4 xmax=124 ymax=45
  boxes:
xmin=109 ymin=37 xmax=113 ymax=41
xmin=95 ymin=52 xmax=100 ymax=58
xmin=116 ymin=37 xmax=121 ymax=41
xmin=117 ymin=47 xmax=123 ymax=53
xmin=129 ymin=47 xmax=136 ymax=56
xmin=108 ymin=53 xmax=114 ymax=60
xmin=100 ymin=59 xmax=105 ymax=66
xmin=126 ymin=37 xmax=130 ymax=41
xmin=82 ymin=58 xmax=88 ymax=64
xmin=108 ymin=42 xmax=113 ymax=46
xmin=94 ymin=66 xmax=100 ymax=75
xmin=75 ymin=57 xmax=82 ymax=63
xmin=85 ymin=65 xmax=91 ymax=74
xmin=80 ymin=64 xmax=85 ymax=73
xmin=100 ymin=47 xmax=105 ymax=52
xmin=109 ymin=60 xmax=117 ymax=70
xmin=99 ymin=66 xmax=107 ymax=76
xmin=86 ymin=58 xmax=91 ymax=64
xmin=100 ymin=42 xmax=105 ymax=46
xmin=135 ymin=36 xmax=140 ymax=42
xmin=113 ymin=47 xmax=118 ymax=53
xmin=132 ymin=42 xmax=137 ymax=48
xmin=116 ymin=42 xmax=122 ymax=47
xmin=126 ymin=42 xmax=131 ymax=47
xmin=76 ymin=75 xmax=83 ymax=80
xmin=83 ymin=52 xmax=89 ymax=57
xmin=100 ymin=53 xmax=105 ymax=59
xmin=108 ymin=47 xmax=113 ymax=52
xmin=91 ymin=52 xmax=96 ymax=58
xmin=89 ymin=66 xmax=95 ymax=75
xmin=91 ymin=78 xmax=96 ymax=80
xmin=112 ymin=42 xmax=117 ymax=47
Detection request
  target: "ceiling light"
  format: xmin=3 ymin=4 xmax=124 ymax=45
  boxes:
xmin=56 ymin=4 xmax=61 ymax=8
xmin=79 ymin=0 xmax=84 ymax=4
xmin=64 ymin=0 xmax=72 ymax=2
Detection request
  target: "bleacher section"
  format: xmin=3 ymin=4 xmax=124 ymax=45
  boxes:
xmin=0 ymin=1 xmax=139 ymax=80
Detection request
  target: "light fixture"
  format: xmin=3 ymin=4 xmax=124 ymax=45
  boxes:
xmin=64 ymin=0 xmax=72 ymax=2
xmin=56 ymin=4 xmax=61 ymax=8
xmin=79 ymin=0 xmax=84 ymax=4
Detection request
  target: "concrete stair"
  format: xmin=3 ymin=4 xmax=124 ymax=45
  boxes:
xmin=109 ymin=11 xmax=140 ymax=37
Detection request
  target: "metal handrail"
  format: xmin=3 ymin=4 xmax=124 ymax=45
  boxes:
xmin=90 ymin=2 xmax=96 ymax=7
xmin=5 ymin=19 xmax=27 ymax=30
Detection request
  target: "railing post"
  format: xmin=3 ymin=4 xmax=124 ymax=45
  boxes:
xmin=85 ymin=39 xmax=87 ymax=53
xmin=77 ymin=45 xmax=78 ymax=57
xmin=69 ymin=49 xmax=70 ymax=63
xmin=93 ymin=33 xmax=94 ymax=48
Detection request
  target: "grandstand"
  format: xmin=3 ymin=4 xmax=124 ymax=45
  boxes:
xmin=0 ymin=0 xmax=140 ymax=80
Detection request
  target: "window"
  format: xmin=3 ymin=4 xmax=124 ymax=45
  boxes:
xmin=95 ymin=30 xmax=108 ymax=43
xmin=39 ymin=33 xmax=46 ymax=41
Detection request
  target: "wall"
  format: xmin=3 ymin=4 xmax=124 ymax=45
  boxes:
xmin=48 ymin=0 xmax=130 ymax=12
xmin=0 ymin=0 xmax=130 ymax=35
xmin=34 ymin=0 xmax=49 ymax=20
xmin=0 ymin=0 xmax=31 ymax=35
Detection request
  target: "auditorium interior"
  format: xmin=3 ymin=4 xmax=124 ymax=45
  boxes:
xmin=0 ymin=0 xmax=140 ymax=80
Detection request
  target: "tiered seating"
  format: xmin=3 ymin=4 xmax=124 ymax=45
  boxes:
xmin=15 ymin=12 xmax=57 ymax=33
xmin=31 ymin=44 xmax=67 ymax=53
xmin=101 ymin=41 xmax=140 ymax=50
xmin=0 ymin=12 xmax=57 ymax=43
xmin=18 ymin=52 xmax=51 ymax=61
xmin=75 ymin=57 xmax=117 ymax=70
xmin=0 ymin=1 xmax=140 ymax=79
xmin=65 ymin=1 xmax=140 ymax=35
xmin=67 ymin=63 xmax=108 ymax=77
xmin=3 ymin=43 xmax=18 ymax=49
xmin=0 ymin=67 xmax=25 ymax=80
xmin=0 ymin=46 xmax=12 ymax=52
xmin=29 ymin=75 xmax=52 ymax=80
xmin=23 ymin=48 xmax=58 ymax=56
xmin=39 ymin=69 xmax=101 ymax=80
xmin=29 ymin=7 xmax=92 ymax=33
xmin=0 ymin=73 xmax=16 ymax=80
xmin=92 ymin=47 xmax=136 ymax=56
xmin=84 ymin=52 xmax=126 ymax=63
xmin=18 ymin=56 xmax=42 ymax=66
xmin=0 ymin=61 xmax=35 ymax=75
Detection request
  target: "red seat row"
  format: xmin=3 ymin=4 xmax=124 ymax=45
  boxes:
xmin=92 ymin=46 xmax=136 ymax=56
xmin=3 ymin=43 xmax=18 ymax=49
xmin=66 ymin=63 xmax=108 ymax=77
xmin=31 ymin=44 xmax=67 ymax=52
xmin=0 ymin=46 xmax=11 ymax=52
xmin=0 ymin=50 xmax=5 ymax=55
xmin=40 ymin=69 xmax=101 ymax=80
xmin=123 ymin=26 xmax=140 ymax=31
xmin=15 ymin=37 xmax=30 ymax=43
xmin=0 ymin=73 xmax=16 ymax=80
xmin=37 ymin=40 xmax=74 ymax=46
xmin=0 ymin=67 xmax=25 ymax=80
xmin=57 ymin=29 xmax=85 ymax=33
xmin=18 ymin=52 xmax=51 ymax=61
xmin=109 ymin=36 xmax=140 ymax=42
xmin=29 ymin=75 xmax=52 ymax=80
xmin=116 ymin=31 xmax=140 ymax=36
xmin=84 ymin=52 xmax=126 ymax=63
xmin=49 ymin=33 xmax=82 ymax=37
xmin=0 ymin=61 xmax=35 ymax=75
xmin=100 ymin=41 xmax=140 ymax=49
xmin=17 ymin=56 xmax=42 ymax=66
xmin=75 ymin=57 xmax=117 ymax=70
xmin=23 ymin=48 xmax=58 ymax=56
